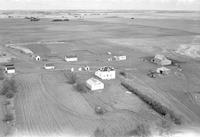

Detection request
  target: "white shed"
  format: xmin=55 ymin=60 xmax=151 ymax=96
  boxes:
xmin=95 ymin=66 xmax=116 ymax=80
xmin=114 ymin=55 xmax=126 ymax=61
xmin=35 ymin=55 xmax=41 ymax=61
xmin=156 ymin=67 xmax=170 ymax=75
xmin=44 ymin=63 xmax=55 ymax=70
xmin=65 ymin=55 xmax=78 ymax=62
xmin=86 ymin=77 xmax=104 ymax=91
xmin=5 ymin=67 xmax=15 ymax=74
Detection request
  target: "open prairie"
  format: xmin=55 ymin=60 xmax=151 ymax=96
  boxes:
xmin=0 ymin=11 xmax=200 ymax=137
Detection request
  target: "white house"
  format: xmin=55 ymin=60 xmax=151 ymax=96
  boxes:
xmin=5 ymin=66 xmax=15 ymax=74
xmin=95 ymin=66 xmax=116 ymax=80
xmin=65 ymin=55 xmax=78 ymax=62
xmin=44 ymin=63 xmax=55 ymax=70
xmin=156 ymin=67 xmax=170 ymax=75
xmin=114 ymin=55 xmax=127 ymax=61
xmin=86 ymin=77 xmax=104 ymax=91
xmin=152 ymin=54 xmax=172 ymax=66
xmin=34 ymin=55 xmax=41 ymax=61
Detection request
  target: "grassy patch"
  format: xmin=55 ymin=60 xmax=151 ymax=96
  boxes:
xmin=0 ymin=78 xmax=18 ymax=98
xmin=121 ymin=82 xmax=183 ymax=125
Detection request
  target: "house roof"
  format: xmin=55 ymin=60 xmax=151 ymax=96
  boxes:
xmin=4 ymin=64 xmax=14 ymax=67
xmin=45 ymin=63 xmax=54 ymax=67
xmin=65 ymin=55 xmax=77 ymax=58
xmin=6 ymin=67 xmax=15 ymax=70
xmin=98 ymin=66 xmax=114 ymax=72
xmin=87 ymin=78 xmax=103 ymax=85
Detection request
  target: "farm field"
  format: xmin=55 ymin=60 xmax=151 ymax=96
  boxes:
xmin=0 ymin=10 xmax=200 ymax=137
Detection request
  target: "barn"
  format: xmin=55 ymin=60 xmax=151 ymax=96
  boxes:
xmin=86 ymin=77 xmax=104 ymax=91
xmin=152 ymin=54 xmax=172 ymax=66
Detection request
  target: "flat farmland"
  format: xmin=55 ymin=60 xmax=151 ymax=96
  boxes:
xmin=0 ymin=11 xmax=200 ymax=137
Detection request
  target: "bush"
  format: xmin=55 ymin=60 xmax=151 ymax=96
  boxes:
xmin=3 ymin=114 xmax=14 ymax=123
xmin=65 ymin=72 xmax=77 ymax=84
xmin=75 ymin=82 xmax=87 ymax=93
xmin=119 ymin=71 xmax=127 ymax=78
xmin=94 ymin=128 xmax=107 ymax=137
xmin=121 ymin=82 xmax=183 ymax=125
xmin=0 ymin=79 xmax=18 ymax=97
xmin=5 ymin=91 xmax=14 ymax=98
xmin=128 ymin=124 xmax=151 ymax=137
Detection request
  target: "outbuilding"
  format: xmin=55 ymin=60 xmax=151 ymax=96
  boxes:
xmin=152 ymin=54 xmax=171 ymax=66
xmin=34 ymin=55 xmax=41 ymax=61
xmin=114 ymin=55 xmax=126 ymax=61
xmin=44 ymin=63 xmax=55 ymax=70
xmin=5 ymin=66 xmax=15 ymax=74
xmin=65 ymin=55 xmax=78 ymax=62
xmin=156 ymin=67 xmax=170 ymax=75
xmin=86 ymin=77 xmax=104 ymax=91
xmin=95 ymin=66 xmax=116 ymax=80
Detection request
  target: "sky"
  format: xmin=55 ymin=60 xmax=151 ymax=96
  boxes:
xmin=0 ymin=0 xmax=199 ymax=10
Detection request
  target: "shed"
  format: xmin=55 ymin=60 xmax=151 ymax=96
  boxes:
xmin=44 ymin=63 xmax=55 ymax=70
xmin=5 ymin=66 xmax=15 ymax=74
xmin=86 ymin=77 xmax=104 ymax=91
xmin=65 ymin=55 xmax=78 ymax=62
xmin=34 ymin=55 xmax=41 ymax=61
xmin=156 ymin=67 xmax=170 ymax=75
xmin=114 ymin=55 xmax=126 ymax=61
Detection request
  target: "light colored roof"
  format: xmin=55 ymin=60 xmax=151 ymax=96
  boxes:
xmin=87 ymin=77 xmax=103 ymax=85
xmin=154 ymin=54 xmax=167 ymax=60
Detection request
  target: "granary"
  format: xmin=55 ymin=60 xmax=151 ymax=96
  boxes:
xmin=152 ymin=54 xmax=171 ymax=66
xmin=4 ymin=64 xmax=15 ymax=74
xmin=113 ymin=55 xmax=127 ymax=61
xmin=156 ymin=67 xmax=170 ymax=75
xmin=65 ymin=55 xmax=78 ymax=62
xmin=95 ymin=66 xmax=116 ymax=80
xmin=44 ymin=63 xmax=55 ymax=70
xmin=86 ymin=77 xmax=104 ymax=91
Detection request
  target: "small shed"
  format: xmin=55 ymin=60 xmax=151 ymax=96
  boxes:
xmin=156 ymin=67 xmax=170 ymax=75
xmin=114 ymin=55 xmax=126 ymax=61
xmin=65 ymin=55 xmax=78 ymax=62
xmin=34 ymin=55 xmax=41 ymax=61
xmin=5 ymin=66 xmax=15 ymax=74
xmin=44 ymin=63 xmax=55 ymax=70
xmin=83 ymin=65 xmax=90 ymax=71
xmin=86 ymin=77 xmax=104 ymax=91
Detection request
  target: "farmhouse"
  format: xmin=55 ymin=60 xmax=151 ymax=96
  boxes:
xmin=152 ymin=54 xmax=172 ymax=66
xmin=86 ymin=77 xmax=104 ymax=91
xmin=65 ymin=55 xmax=78 ymax=62
xmin=95 ymin=66 xmax=116 ymax=80
xmin=4 ymin=64 xmax=15 ymax=74
xmin=114 ymin=55 xmax=127 ymax=61
xmin=44 ymin=63 xmax=55 ymax=70
xmin=156 ymin=67 xmax=170 ymax=75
